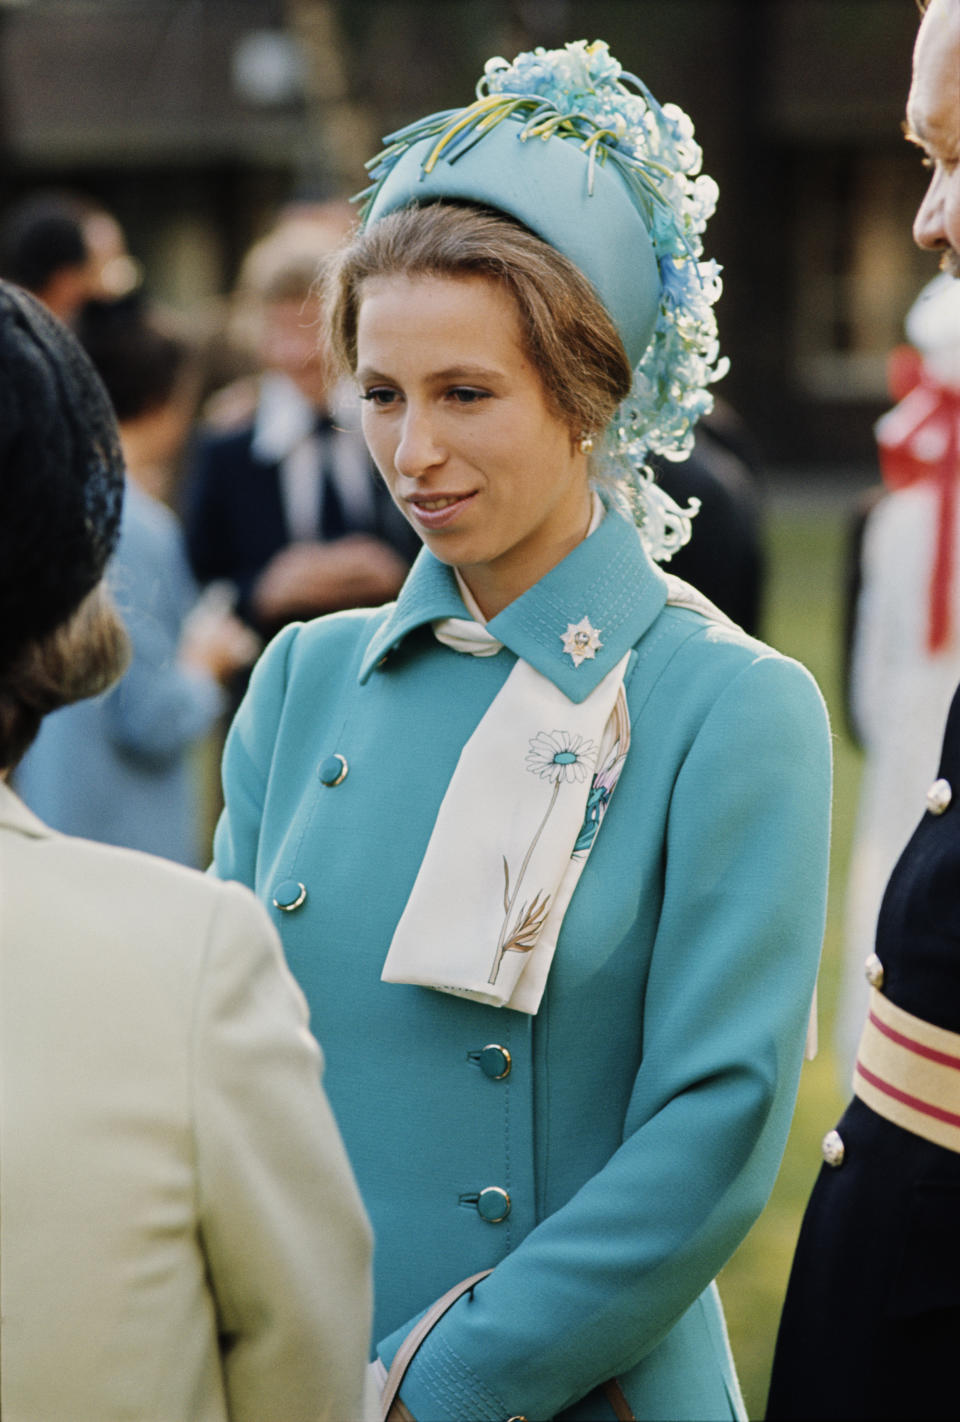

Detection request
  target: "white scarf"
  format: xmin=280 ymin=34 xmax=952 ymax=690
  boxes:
xmin=381 ymin=498 xmax=631 ymax=1014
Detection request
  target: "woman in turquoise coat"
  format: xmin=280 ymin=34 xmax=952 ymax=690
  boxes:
xmin=213 ymin=41 xmax=831 ymax=1422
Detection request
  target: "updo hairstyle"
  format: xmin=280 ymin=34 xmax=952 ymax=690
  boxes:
xmin=324 ymin=201 xmax=633 ymax=440
xmin=0 ymin=582 xmax=129 ymax=770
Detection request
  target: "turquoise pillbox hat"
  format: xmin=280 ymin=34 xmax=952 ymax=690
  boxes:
xmin=363 ymin=114 xmax=661 ymax=370
xmin=357 ymin=41 xmax=725 ymax=563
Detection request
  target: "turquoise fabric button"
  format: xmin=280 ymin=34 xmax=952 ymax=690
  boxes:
xmin=318 ymin=753 xmax=348 ymax=786
xmin=479 ymin=1045 xmax=511 ymax=1080
xmin=272 ymin=880 xmax=307 ymax=912
xmin=476 ymin=1186 xmax=511 ymax=1223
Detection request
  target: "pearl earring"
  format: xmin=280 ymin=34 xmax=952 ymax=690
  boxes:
xmin=579 ymin=434 xmax=595 ymax=454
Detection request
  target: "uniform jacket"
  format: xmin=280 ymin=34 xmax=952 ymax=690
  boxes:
xmin=767 ymin=681 xmax=960 ymax=1422
xmin=214 ymin=507 xmax=832 ymax=1422
xmin=838 ymin=484 xmax=960 ymax=1074
xmin=16 ymin=480 xmax=224 ymax=866
xmin=0 ymin=780 xmax=373 ymax=1422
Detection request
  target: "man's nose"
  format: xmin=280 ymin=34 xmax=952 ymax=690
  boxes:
xmin=914 ymin=170 xmax=946 ymax=252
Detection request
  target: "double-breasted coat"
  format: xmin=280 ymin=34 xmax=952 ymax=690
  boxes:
xmin=213 ymin=506 xmax=832 ymax=1421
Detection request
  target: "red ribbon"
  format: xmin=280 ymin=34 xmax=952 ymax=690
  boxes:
xmin=876 ymin=373 xmax=960 ymax=652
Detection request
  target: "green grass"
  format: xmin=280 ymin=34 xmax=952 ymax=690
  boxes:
xmin=719 ymin=501 xmax=864 ymax=1418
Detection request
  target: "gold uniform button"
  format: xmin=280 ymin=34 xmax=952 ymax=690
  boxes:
xmin=927 ymin=778 xmax=952 ymax=815
xmin=864 ymin=953 xmax=884 ymax=989
xmin=822 ymin=1129 xmax=845 ymax=1167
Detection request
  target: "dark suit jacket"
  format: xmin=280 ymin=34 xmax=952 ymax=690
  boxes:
xmin=185 ymin=423 xmax=420 ymax=639
xmin=650 ymin=423 xmax=765 ymax=637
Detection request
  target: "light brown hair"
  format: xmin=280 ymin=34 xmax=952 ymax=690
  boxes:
xmin=324 ymin=201 xmax=633 ymax=438
xmin=0 ymin=582 xmax=130 ymax=770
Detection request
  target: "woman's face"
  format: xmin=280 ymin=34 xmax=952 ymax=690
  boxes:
xmin=355 ymin=272 xmax=591 ymax=618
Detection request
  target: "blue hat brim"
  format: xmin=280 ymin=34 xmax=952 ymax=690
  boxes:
xmin=363 ymin=116 xmax=661 ymax=369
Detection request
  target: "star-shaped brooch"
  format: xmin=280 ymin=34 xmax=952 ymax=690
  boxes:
xmin=560 ymin=616 xmax=603 ymax=668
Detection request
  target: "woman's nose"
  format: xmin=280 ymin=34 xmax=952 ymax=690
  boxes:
xmin=914 ymin=170 xmax=945 ymax=252
xmin=394 ymin=408 xmax=443 ymax=478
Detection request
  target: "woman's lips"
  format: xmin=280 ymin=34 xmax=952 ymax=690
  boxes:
xmin=406 ymin=491 xmax=477 ymax=530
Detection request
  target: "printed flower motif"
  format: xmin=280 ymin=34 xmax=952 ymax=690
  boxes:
xmin=525 ymin=731 xmax=597 ymax=784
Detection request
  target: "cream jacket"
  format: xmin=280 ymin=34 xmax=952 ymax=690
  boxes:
xmin=0 ymin=780 xmax=373 ymax=1422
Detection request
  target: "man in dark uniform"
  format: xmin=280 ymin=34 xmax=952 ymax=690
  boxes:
xmin=767 ymin=3 xmax=960 ymax=1417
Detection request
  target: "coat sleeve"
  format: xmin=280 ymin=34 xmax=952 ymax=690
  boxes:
xmin=192 ymin=879 xmax=374 ymax=1422
xmin=381 ymin=651 xmax=832 ymax=1421
xmin=105 ymin=513 xmax=225 ymax=764
xmin=210 ymin=621 xmax=301 ymax=884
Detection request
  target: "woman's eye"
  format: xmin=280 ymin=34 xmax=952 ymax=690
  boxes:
xmin=361 ymin=387 xmax=399 ymax=407
xmin=449 ymin=387 xmax=489 ymax=405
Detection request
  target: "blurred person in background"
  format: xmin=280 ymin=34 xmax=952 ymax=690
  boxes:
xmin=0 ymin=189 xmax=140 ymax=327
xmin=837 ymin=271 xmax=960 ymax=1080
xmin=650 ymin=399 xmax=766 ymax=636
xmin=0 ymin=278 xmax=373 ymax=1422
xmin=15 ymin=297 xmax=259 ymax=866
xmin=185 ymin=203 xmax=417 ymax=646
xmin=768 ymin=2 xmax=960 ymax=1416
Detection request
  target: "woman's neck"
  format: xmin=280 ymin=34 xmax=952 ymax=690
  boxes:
xmin=457 ymin=490 xmax=602 ymax=621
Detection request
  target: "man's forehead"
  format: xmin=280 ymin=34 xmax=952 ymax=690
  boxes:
xmin=907 ymin=0 xmax=960 ymax=148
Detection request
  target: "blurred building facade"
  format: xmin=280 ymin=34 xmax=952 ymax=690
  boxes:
xmin=0 ymin=0 xmax=935 ymax=467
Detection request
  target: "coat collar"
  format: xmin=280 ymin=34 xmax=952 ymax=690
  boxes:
xmin=0 ymin=778 xmax=51 ymax=839
xmin=358 ymin=507 xmax=668 ymax=703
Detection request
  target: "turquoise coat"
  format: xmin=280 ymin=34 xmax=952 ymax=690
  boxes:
xmin=213 ymin=507 xmax=832 ymax=1422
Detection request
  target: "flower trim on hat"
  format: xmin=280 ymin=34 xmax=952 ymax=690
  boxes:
xmin=359 ymin=39 xmax=727 ymax=562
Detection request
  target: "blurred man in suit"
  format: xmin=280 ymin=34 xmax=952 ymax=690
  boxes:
xmin=186 ymin=206 xmax=417 ymax=644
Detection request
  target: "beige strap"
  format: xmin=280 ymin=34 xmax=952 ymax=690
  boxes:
xmin=854 ymin=987 xmax=960 ymax=1152
xmin=379 ymin=1266 xmax=637 ymax=1421
xmin=380 ymin=1270 xmax=492 ymax=1422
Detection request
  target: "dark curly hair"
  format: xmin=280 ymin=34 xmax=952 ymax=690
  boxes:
xmin=76 ymin=296 xmax=192 ymax=423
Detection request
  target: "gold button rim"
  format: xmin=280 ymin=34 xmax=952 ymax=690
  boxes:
xmin=481 ymin=1043 xmax=512 ymax=1080
xmin=272 ymin=881 xmax=307 ymax=913
xmin=477 ymin=1185 xmax=511 ymax=1223
xmin=319 ymin=753 xmax=349 ymax=787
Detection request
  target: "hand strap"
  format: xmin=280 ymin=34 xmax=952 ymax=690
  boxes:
xmin=379 ymin=1268 xmax=636 ymax=1422
xmin=602 ymin=1377 xmax=637 ymax=1421
xmin=380 ymin=1270 xmax=492 ymax=1422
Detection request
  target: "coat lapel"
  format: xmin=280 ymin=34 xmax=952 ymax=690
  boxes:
xmin=358 ymin=506 xmax=668 ymax=702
